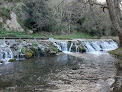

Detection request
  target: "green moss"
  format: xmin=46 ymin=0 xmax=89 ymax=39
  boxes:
xmin=21 ymin=47 xmax=26 ymax=54
xmin=32 ymin=43 xmax=38 ymax=47
xmin=109 ymin=48 xmax=122 ymax=58
xmin=8 ymin=58 xmax=16 ymax=62
xmin=52 ymin=47 xmax=58 ymax=53
xmin=25 ymin=49 xmax=35 ymax=58
xmin=79 ymin=47 xmax=86 ymax=53
xmin=25 ymin=51 xmax=32 ymax=58
xmin=29 ymin=50 xmax=35 ymax=54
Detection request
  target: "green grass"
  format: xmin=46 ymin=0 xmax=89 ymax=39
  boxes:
xmin=109 ymin=48 xmax=122 ymax=59
xmin=52 ymin=32 xmax=92 ymax=39
xmin=0 ymin=29 xmax=92 ymax=39
xmin=0 ymin=29 xmax=41 ymax=37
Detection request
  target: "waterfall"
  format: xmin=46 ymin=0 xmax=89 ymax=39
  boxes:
xmin=56 ymin=41 xmax=80 ymax=53
xmin=82 ymin=40 xmax=118 ymax=52
xmin=69 ymin=43 xmax=73 ymax=52
xmin=16 ymin=38 xmax=25 ymax=61
xmin=0 ymin=38 xmax=117 ymax=63
xmin=59 ymin=42 xmax=68 ymax=52
xmin=0 ymin=38 xmax=14 ymax=62
xmin=83 ymin=42 xmax=96 ymax=52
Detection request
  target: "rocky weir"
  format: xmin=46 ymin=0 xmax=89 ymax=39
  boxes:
xmin=0 ymin=38 xmax=121 ymax=92
xmin=0 ymin=38 xmax=118 ymax=63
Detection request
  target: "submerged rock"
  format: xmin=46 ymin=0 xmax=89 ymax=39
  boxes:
xmin=0 ymin=60 xmax=4 ymax=63
xmin=8 ymin=58 xmax=16 ymax=62
xmin=25 ymin=50 xmax=34 ymax=59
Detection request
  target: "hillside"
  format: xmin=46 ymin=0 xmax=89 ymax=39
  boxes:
xmin=0 ymin=0 xmax=118 ymax=38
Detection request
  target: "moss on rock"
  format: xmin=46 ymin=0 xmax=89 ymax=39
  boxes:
xmin=21 ymin=47 xmax=26 ymax=54
xmin=110 ymin=48 xmax=122 ymax=70
xmin=109 ymin=48 xmax=122 ymax=58
xmin=25 ymin=49 xmax=35 ymax=58
xmin=25 ymin=51 xmax=33 ymax=58
xmin=8 ymin=58 xmax=16 ymax=62
xmin=0 ymin=60 xmax=4 ymax=63
xmin=52 ymin=46 xmax=58 ymax=53
xmin=79 ymin=47 xmax=86 ymax=53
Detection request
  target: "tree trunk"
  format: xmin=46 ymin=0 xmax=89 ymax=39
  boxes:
xmin=106 ymin=0 xmax=122 ymax=47
xmin=118 ymin=31 xmax=122 ymax=47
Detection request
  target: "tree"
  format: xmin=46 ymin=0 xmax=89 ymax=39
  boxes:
xmin=88 ymin=0 xmax=102 ymax=38
xmin=106 ymin=0 xmax=122 ymax=47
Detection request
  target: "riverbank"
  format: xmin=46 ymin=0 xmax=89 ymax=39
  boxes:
xmin=110 ymin=48 xmax=122 ymax=60
xmin=0 ymin=53 xmax=117 ymax=92
xmin=0 ymin=30 xmax=91 ymax=39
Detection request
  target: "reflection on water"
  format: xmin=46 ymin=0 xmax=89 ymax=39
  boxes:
xmin=0 ymin=53 xmax=119 ymax=92
xmin=0 ymin=54 xmax=84 ymax=91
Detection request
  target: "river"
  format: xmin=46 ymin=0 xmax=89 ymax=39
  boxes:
xmin=0 ymin=52 xmax=121 ymax=92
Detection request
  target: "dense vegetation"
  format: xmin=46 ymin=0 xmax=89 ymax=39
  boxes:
xmin=0 ymin=0 xmax=118 ymax=37
xmin=0 ymin=0 xmax=122 ymax=47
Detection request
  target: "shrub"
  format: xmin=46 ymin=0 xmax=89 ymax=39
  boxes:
xmin=1 ymin=8 xmax=11 ymax=19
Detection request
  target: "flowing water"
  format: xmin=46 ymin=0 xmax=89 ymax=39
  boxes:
xmin=0 ymin=39 xmax=121 ymax=92
xmin=0 ymin=53 xmax=119 ymax=92
xmin=82 ymin=40 xmax=118 ymax=52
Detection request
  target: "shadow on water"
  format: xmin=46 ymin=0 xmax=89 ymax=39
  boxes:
xmin=0 ymin=54 xmax=84 ymax=91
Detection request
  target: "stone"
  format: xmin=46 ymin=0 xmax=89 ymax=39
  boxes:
xmin=25 ymin=52 xmax=33 ymax=59
xmin=4 ymin=12 xmax=24 ymax=32
xmin=8 ymin=58 xmax=16 ymax=62
xmin=27 ymin=30 xmax=33 ymax=34
xmin=0 ymin=60 xmax=4 ymax=63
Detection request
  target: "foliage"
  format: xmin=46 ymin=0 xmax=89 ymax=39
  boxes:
xmin=1 ymin=8 xmax=11 ymax=19
xmin=0 ymin=22 xmax=3 ymax=28
xmin=109 ymin=48 xmax=122 ymax=58
xmin=0 ymin=0 xmax=119 ymax=37
xmin=17 ymin=18 xmax=28 ymax=31
xmin=0 ymin=28 xmax=91 ymax=39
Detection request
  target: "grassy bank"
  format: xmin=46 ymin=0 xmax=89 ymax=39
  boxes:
xmin=0 ymin=30 xmax=92 ymax=39
xmin=109 ymin=48 xmax=122 ymax=59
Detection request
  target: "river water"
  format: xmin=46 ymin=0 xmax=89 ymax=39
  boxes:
xmin=0 ymin=52 xmax=121 ymax=92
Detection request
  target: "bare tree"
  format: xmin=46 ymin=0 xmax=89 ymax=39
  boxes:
xmin=88 ymin=0 xmax=102 ymax=38
xmin=106 ymin=0 xmax=122 ymax=47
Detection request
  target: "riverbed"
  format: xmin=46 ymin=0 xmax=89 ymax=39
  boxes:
xmin=0 ymin=52 xmax=121 ymax=92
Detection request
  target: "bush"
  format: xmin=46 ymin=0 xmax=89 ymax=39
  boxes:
xmin=0 ymin=22 xmax=3 ymax=28
xmin=1 ymin=8 xmax=11 ymax=19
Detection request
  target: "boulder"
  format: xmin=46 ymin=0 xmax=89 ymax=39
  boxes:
xmin=0 ymin=60 xmax=4 ymax=63
xmin=4 ymin=12 xmax=24 ymax=32
xmin=8 ymin=58 xmax=16 ymax=62
xmin=25 ymin=51 xmax=33 ymax=59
